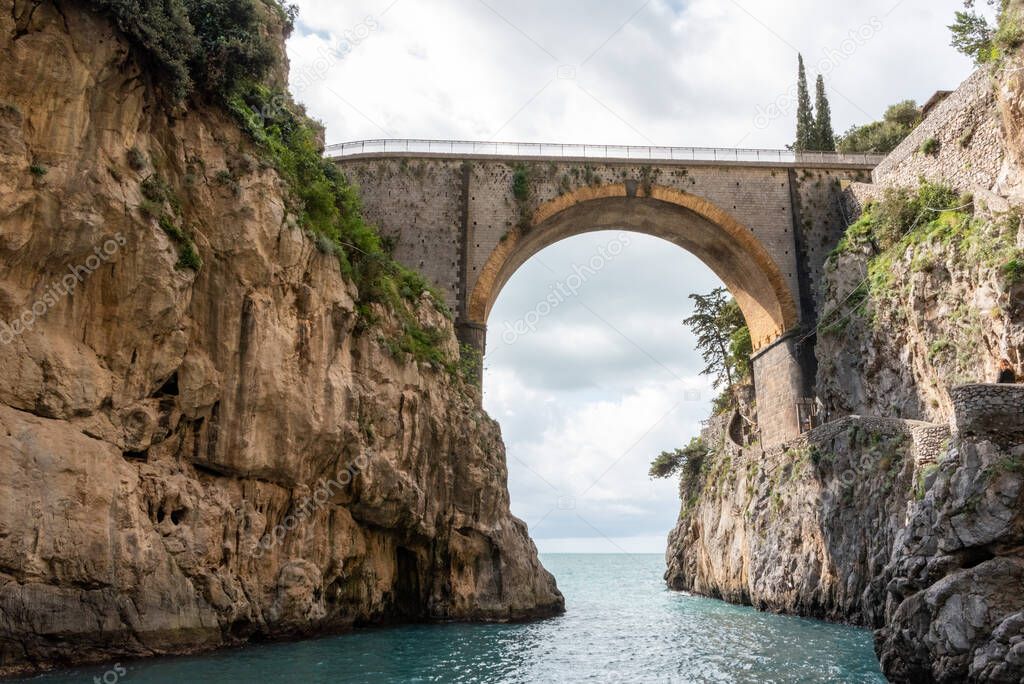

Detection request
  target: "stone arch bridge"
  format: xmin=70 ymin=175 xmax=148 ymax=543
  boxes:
xmin=329 ymin=140 xmax=881 ymax=446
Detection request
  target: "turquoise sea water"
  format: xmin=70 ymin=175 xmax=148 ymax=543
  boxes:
xmin=18 ymin=554 xmax=885 ymax=683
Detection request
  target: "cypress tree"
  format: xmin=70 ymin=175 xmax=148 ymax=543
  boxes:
xmin=813 ymin=75 xmax=836 ymax=151
xmin=794 ymin=54 xmax=816 ymax=152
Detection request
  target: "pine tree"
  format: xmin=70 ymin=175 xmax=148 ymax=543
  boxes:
xmin=683 ymin=288 xmax=745 ymax=390
xmin=813 ymin=75 xmax=836 ymax=151
xmin=794 ymin=54 xmax=816 ymax=152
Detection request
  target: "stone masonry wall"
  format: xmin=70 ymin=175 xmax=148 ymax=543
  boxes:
xmin=463 ymin=161 xmax=803 ymax=313
xmin=840 ymin=181 xmax=884 ymax=222
xmin=792 ymin=168 xmax=872 ymax=311
xmin=751 ymin=333 xmax=807 ymax=447
xmin=338 ymin=157 xmax=873 ymax=326
xmin=950 ymin=383 xmax=1024 ymax=445
xmin=766 ymin=415 xmax=950 ymax=468
xmin=343 ymin=160 xmax=465 ymax=312
xmin=873 ymin=69 xmax=1003 ymax=194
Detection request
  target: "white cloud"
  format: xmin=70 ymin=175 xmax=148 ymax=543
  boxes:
xmin=288 ymin=0 xmax=976 ymax=149
xmin=483 ymin=234 xmax=718 ymax=550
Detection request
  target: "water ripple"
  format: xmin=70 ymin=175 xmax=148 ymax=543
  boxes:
xmin=18 ymin=555 xmax=885 ymax=684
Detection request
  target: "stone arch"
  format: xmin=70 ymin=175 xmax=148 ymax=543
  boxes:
xmin=467 ymin=184 xmax=799 ymax=351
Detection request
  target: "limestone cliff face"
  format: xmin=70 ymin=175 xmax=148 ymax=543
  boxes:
xmin=877 ymin=424 xmax=1024 ymax=683
xmin=815 ymin=210 xmax=1024 ymax=424
xmin=665 ymin=415 xmax=1024 ymax=683
xmin=0 ymin=1 xmax=561 ymax=675
xmin=664 ymin=418 xmax=925 ymax=628
xmin=667 ymin=60 xmax=1024 ymax=683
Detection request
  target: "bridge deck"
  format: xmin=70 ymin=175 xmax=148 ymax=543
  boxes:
xmin=325 ymin=139 xmax=883 ymax=168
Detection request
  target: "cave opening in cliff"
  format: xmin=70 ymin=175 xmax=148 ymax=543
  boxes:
xmin=394 ymin=546 xmax=425 ymax=618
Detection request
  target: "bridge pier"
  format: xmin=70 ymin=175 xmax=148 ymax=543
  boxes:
xmin=751 ymin=331 xmax=808 ymax=448
xmin=456 ymin=320 xmax=487 ymax=354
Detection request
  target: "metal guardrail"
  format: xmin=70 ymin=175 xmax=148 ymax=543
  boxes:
xmin=324 ymin=139 xmax=884 ymax=166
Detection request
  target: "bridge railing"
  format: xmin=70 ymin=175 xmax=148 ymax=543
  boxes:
xmin=324 ymin=139 xmax=884 ymax=166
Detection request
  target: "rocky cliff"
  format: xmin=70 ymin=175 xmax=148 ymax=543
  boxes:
xmin=667 ymin=49 xmax=1024 ymax=684
xmin=664 ymin=417 xmax=936 ymax=627
xmin=877 ymin=398 xmax=1024 ymax=682
xmin=0 ymin=0 xmax=561 ymax=676
xmin=665 ymin=409 xmax=1024 ymax=683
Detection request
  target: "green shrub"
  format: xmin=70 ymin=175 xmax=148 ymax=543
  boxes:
xmin=88 ymin=0 xmax=294 ymax=101
xmin=929 ymin=339 xmax=952 ymax=359
xmin=182 ymin=0 xmax=279 ymax=95
xmin=950 ymin=1 xmax=1024 ymax=66
xmin=140 ymin=175 xmax=166 ymax=202
xmin=158 ymin=213 xmax=183 ymax=241
xmin=995 ymin=6 xmax=1024 ymax=55
xmin=29 ymin=164 xmax=47 ymax=177
xmin=127 ymin=146 xmax=147 ymax=171
xmin=1003 ymin=253 xmax=1024 ymax=284
xmin=176 ymin=242 xmax=203 ymax=271
xmin=456 ymin=344 xmax=483 ymax=384
xmin=213 ymin=169 xmax=241 ymax=197
xmin=91 ymin=0 xmax=196 ymax=99
xmin=837 ymin=100 xmax=920 ymax=155
xmin=729 ymin=322 xmax=752 ymax=379
xmin=834 ymin=181 xmax=963 ymax=258
xmin=511 ymin=164 xmax=530 ymax=202
xmin=825 ymin=180 xmax=983 ymax=330
xmin=919 ymin=137 xmax=940 ymax=156
xmin=138 ymin=199 xmax=162 ymax=218
xmin=649 ymin=437 xmax=707 ymax=479
xmin=158 ymin=213 xmax=202 ymax=271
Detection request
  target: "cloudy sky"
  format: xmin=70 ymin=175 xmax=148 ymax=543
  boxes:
xmin=287 ymin=0 xmax=979 ymax=553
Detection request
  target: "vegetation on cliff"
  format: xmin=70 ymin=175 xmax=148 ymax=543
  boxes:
xmin=85 ymin=0 xmax=468 ymax=375
xmin=819 ymin=180 xmax=1023 ymax=397
xmin=828 ymin=180 xmax=1021 ymax=299
xmin=950 ymin=0 xmax=1024 ymax=65
xmin=650 ymin=290 xmax=751 ymax=479
xmin=89 ymin=0 xmax=294 ymax=101
xmin=649 ymin=437 xmax=707 ymax=479
xmin=683 ymin=288 xmax=752 ymax=414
